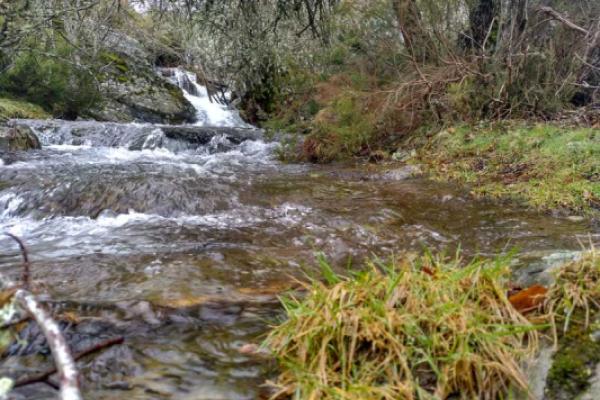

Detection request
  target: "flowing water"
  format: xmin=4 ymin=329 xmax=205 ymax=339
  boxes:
xmin=0 ymin=72 xmax=598 ymax=399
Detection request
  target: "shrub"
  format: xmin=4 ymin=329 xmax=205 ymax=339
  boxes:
xmin=0 ymin=51 xmax=100 ymax=119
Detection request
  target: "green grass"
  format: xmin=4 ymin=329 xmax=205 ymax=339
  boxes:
xmin=265 ymin=253 xmax=540 ymax=399
xmin=419 ymin=122 xmax=600 ymax=214
xmin=0 ymin=97 xmax=50 ymax=121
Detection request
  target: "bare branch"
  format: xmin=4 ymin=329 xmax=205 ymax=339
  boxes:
xmin=536 ymin=6 xmax=589 ymax=36
xmin=13 ymin=289 xmax=82 ymax=400
xmin=3 ymin=233 xmax=31 ymax=290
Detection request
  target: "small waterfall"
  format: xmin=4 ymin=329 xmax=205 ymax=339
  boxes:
xmin=167 ymin=68 xmax=250 ymax=128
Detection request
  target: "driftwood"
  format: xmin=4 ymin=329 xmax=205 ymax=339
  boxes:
xmin=1 ymin=233 xmax=82 ymax=400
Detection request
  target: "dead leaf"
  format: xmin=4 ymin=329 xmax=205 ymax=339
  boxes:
xmin=509 ymin=284 xmax=548 ymax=314
xmin=0 ymin=288 xmax=16 ymax=308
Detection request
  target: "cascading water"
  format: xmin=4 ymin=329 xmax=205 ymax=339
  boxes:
xmin=170 ymin=68 xmax=250 ymax=128
xmin=1 ymin=72 xmax=597 ymax=399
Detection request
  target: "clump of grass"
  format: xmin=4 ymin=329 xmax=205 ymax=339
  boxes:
xmin=266 ymin=253 xmax=539 ymax=399
xmin=0 ymin=97 xmax=50 ymax=121
xmin=545 ymin=249 xmax=600 ymax=335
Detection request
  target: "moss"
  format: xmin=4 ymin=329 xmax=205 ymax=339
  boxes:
xmin=100 ymin=51 xmax=129 ymax=75
xmin=0 ymin=97 xmax=51 ymax=121
xmin=167 ymin=85 xmax=186 ymax=103
xmin=546 ymin=313 xmax=600 ymax=399
xmin=417 ymin=122 xmax=600 ymax=215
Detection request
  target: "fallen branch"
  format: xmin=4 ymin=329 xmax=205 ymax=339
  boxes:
xmin=1 ymin=234 xmax=81 ymax=400
xmin=13 ymin=289 xmax=82 ymax=400
xmin=15 ymin=336 xmax=124 ymax=389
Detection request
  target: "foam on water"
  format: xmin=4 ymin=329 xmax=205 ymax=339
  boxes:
xmin=0 ymin=193 xmax=24 ymax=218
xmin=0 ymin=203 xmax=311 ymax=260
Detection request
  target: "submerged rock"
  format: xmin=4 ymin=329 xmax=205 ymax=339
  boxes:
xmin=379 ymin=164 xmax=423 ymax=181
xmin=0 ymin=125 xmax=41 ymax=151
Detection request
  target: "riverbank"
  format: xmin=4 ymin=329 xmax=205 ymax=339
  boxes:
xmin=272 ymin=115 xmax=599 ymax=217
xmin=411 ymin=121 xmax=600 ymax=217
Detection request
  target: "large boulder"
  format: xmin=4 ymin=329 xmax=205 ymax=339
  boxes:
xmin=0 ymin=125 xmax=41 ymax=151
xmin=84 ymin=31 xmax=196 ymax=124
xmin=88 ymin=73 xmax=197 ymax=124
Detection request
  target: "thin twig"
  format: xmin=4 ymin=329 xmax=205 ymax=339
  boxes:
xmin=4 ymin=233 xmax=30 ymax=290
xmin=536 ymin=6 xmax=589 ymax=36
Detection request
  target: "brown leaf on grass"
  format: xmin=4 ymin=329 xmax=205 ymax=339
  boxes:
xmin=509 ymin=284 xmax=548 ymax=314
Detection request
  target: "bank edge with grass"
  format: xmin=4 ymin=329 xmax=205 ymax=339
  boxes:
xmin=265 ymin=250 xmax=600 ymax=399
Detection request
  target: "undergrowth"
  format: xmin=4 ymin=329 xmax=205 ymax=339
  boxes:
xmin=0 ymin=97 xmax=49 ymax=122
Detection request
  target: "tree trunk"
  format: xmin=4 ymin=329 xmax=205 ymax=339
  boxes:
xmin=466 ymin=0 xmax=500 ymax=52
xmin=391 ymin=0 xmax=437 ymax=64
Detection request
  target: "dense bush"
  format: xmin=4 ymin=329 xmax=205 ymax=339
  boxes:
xmin=0 ymin=51 xmax=100 ymax=119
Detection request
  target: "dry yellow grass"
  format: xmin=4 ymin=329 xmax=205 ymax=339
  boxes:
xmin=545 ymin=249 xmax=600 ymax=337
xmin=266 ymin=253 xmax=540 ymax=399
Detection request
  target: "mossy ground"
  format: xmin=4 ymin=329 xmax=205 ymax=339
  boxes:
xmin=413 ymin=122 xmax=600 ymax=215
xmin=0 ymin=97 xmax=50 ymax=121
xmin=545 ymin=316 xmax=600 ymax=400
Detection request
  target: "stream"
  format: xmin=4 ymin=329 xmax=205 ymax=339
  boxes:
xmin=0 ymin=69 xmax=598 ymax=399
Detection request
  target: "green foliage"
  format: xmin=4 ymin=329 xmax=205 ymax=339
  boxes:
xmin=100 ymin=52 xmax=129 ymax=74
xmin=309 ymin=92 xmax=376 ymax=161
xmin=0 ymin=51 xmax=100 ymax=119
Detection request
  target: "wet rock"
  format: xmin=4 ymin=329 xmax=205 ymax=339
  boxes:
xmin=525 ymin=346 xmax=555 ymax=399
xmin=0 ymin=125 xmax=41 ymax=151
xmin=580 ymin=364 xmax=600 ymax=400
xmin=82 ymin=31 xmax=195 ymax=124
xmin=88 ymin=74 xmax=196 ymax=124
xmin=174 ymin=71 xmax=199 ymax=96
xmin=10 ymin=119 xmax=263 ymax=151
xmin=161 ymin=126 xmax=263 ymax=144
xmin=514 ymin=250 xmax=582 ymax=287
xmin=379 ymin=164 xmax=423 ymax=181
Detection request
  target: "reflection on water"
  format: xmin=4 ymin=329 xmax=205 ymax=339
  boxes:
xmin=0 ymin=120 xmax=598 ymax=399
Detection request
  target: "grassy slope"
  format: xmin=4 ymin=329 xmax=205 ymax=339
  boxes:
xmin=265 ymin=70 xmax=599 ymax=215
xmin=0 ymin=97 xmax=50 ymax=121
xmin=415 ymin=122 xmax=600 ymax=215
